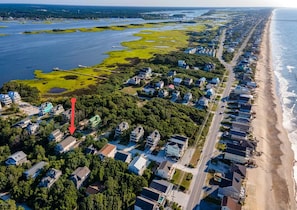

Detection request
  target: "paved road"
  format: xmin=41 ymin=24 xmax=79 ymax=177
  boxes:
xmin=186 ymin=21 xmax=261 ymax=210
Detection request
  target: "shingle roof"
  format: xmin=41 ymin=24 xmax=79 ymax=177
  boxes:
xmin=98 ymin=143 xmax=116 ymax=157
xmin=150 ymin=179 xmax=173 ymax=194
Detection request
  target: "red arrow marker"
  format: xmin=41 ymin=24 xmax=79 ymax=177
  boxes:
xmin=69 ymin=98 xmax=76 ymax=135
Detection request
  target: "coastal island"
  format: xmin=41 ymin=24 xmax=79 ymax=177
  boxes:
xmin=0 ymin=5 xmax=296 ymax=210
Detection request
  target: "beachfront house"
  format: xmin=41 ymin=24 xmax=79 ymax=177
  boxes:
xmin=155 ymin=160 xmax=175 ymax=180
xmin=98 ymin=143 xmax=117 ymax=160
xmin=55 ymin=136 xmax=77 ymax=154
xmin=221 ymin=196 xmax=242 ymax=210
xmin=224 ymin=144 xmax=250 ymax=164
xmin=39 ymin=102 xmax=53 ymax=116
xmin=128 ymin=155 xmax=149 ymax=176
xmin=218 ymin=172 xmax=244 ymax=201
xmin=5 ymin=151 xmax=27 ymax=166
xmin=8 ymin=91 xmax=21 ymax=103
xmin=70 ymin=166 xmax=91 ymax=189
xmin=39 ymin=168 xmax=62 ymax=188
xmin=23 ymin=161 xmax=47 ymax=179
xmin=114 ymin=121 xmax=129 ymax=139
xmin=130 ymin=125 xmax=144 ymax=142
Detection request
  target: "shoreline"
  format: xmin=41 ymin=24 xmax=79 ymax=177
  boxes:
xmin=244 ymin=14 xmax=296 ymax=210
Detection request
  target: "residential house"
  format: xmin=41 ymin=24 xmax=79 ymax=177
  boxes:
xmin=128 ymin=76 xmax=141 ymax=85
xmin=204 ymin=63 xmax=215 ymax=72
xmin=86 ymin=182 xmax=105 ymax=196
xmin=39 ymin=168 xmax=62 ymax=188
xmin=149 ymin=179 xmax=173 ymax=196
xmin=55 ymin=136 xmax=77 ymax=154
xmin=233 ymin=85 xmax=250 ymax=95
xmin=206 ymin=88 xmax=215 ymax=98
xmin=211 ymin=77 xmax=220 ymax=85
xmin=23 ymin=161 xmax=47 ymax=179
xmin=146 ymin=130 xmax=161 ymax=149
xmin=51 ymin=104 xmax=65 ymax=116
xmin=232 ymin=122 xmax=250 ymax=133
xmin=155 ymin=81 xmax=164 ymax=89
xmin=62 ymin=109 xmax=72 ymax=122
xmin=230 ymin=164 xmax=246 ymax=179
xmin=39 ymin=102 xmax=53 ymax=116
xmin=178 ymin=60 xmax=187 ymax=68
xmin=184 ymin=47 xmax=197 ymax=54
xmin=196 ymin=97 xmax=209 ymax=109
xmin=167 ymin=70 xmax=176 ymax=77
xmin=85 ymin=144 xmax=99 ymax=155
xmin=184 ymin=78 xmax=193 ymax=86
xmin=165 ymin=135 xmax=189 ymax=159
xmin=78 ymin=119 xmax=89 ymax=130
xmin=130 ymin=125 xmax=144 ymax=142
xmin=48 ymin=129 xmax=63 ymax=142
xmin=114 ymin=150 xmax=132 ymax=163
xmin=70 ymin=166 xmax=91 ymax=189
xmin=229 ymin=129 xmax=247 ymax=141
xmin=17 ymin=118 xmax=31 ymax=129
xmin=238 ymin=94 xmax=252 ymax=105
xmin=98 ymin=143 xmax=117 ymax=160
xmin=138 ymin=67 xmax=152 ymax=79
xmin=8 ymin=91 xmax=21 ymax=103
xmin=182 ymin=92 xmax=192 ymax=104
xmin=134 ymin=196 xmax=159 ymax=210
xmin=26 ymin=123 xmax=39 ymax=135
xmin=128 ymin=155 xmax=149 ymax=175
xmin=5 ymin=151 xmax=27 ymax=166
xmin=237 ymin=112 xmax=251 ymax=119
xmin=88 ymin=115 xmax=101 ymax=130
xmin=0 ymin=94 xmax=12 ymax=106
xmin=239 ymin=104 xmax=252 ymax=113
xmin=173 ymin=78 xmax=183 ymax=86
xmin=158 ymin=89 xmax=169 ymax=98
xmin=155 ymin=161 xmax=175 ymax=180
xmin=140 ymin=187 xmax=166 ymax=206
xmin=221 ymin=196 xmax=242 ymax=210
xmin=218 ymin=172 xmax=244 ymax=201
xmin=171 ymin=90 xmax=180 ymax=102
xmin=224 ymin=145 xmax=249 ymax=164
xmin=114 ymin=121 xmax=129 ymax=138
xmin=246 ymin=81 xmax=257 ymax=89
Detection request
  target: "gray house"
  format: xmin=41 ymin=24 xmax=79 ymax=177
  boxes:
xmin=70 ymin=166 xmax=91 ymax=189
xmin=24 ymin=161 xmax=47 ymax=179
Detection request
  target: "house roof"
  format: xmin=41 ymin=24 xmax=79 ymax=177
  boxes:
xmin=225 ymin=148 xmax=246 ymax=157
xmin=8 ymin=151 xmax=27 ymax=162
xmin=135 ymin=196 xmax=158 ymax=210
xmin=24 ymin=161 xmax=47 ymax=178
xmin=150 ymin=179 xmax=173 ymax=194
xmin=221 ymin=196 xmax=242 ymax=210
xmin=86 ymin=182 xmax=104 ymax=195
xmin=116 ymin=121 xmax=129 ymax=131
xmin=98 ymin=143 xmax=116 ymax=157
xmin=71 ymin=166 xmax=90 ymax=180
xmin=230 ymin=164 xmax=246 ymax=178
xmin=226 ymin=143 xmax=247 ymax=152
xmin=173 ymin=78 xmax=183 ymax=83
xmin=114 ymin=151 xmax=131 ymax=162
xmin=158 ymin=161 xmax=173 ymax=174
xmin=129 ymin=155 xmax=148 ymax=171
xmin=141 ymin=187 xmax=162 ymax=202
xmin=50 ymin=129 xmax=63 ymax=138
xmin=220 ymin=172 xmax=242 ymax=192
xmin=58 ymin=136 xmax=77 ymax=148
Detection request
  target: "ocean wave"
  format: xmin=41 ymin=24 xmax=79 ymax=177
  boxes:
xmin=287 ymin=65 xmax=296 ymax=73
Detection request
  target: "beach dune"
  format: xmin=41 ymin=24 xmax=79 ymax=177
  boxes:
xmin=244 ymin=16 xmax=296 ymax=210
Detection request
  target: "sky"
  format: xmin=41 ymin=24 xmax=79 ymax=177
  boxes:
xmin=0 ymin=0 xmax=296 ymax=8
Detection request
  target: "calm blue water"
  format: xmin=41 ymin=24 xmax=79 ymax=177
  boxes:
xmin=0 ymin=9 xmax=208 ymax=86
xmin=271 ymin=8 xmax=297 ymax=184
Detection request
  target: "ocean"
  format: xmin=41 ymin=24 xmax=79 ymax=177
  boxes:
xmin=270 ymin=8 xmax=297 ymax=186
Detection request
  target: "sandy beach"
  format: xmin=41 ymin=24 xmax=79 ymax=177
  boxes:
xmin=244 ymin=16 xmax=296 ymax=210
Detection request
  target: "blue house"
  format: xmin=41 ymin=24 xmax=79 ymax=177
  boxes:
xmin=206 ymin=88 xmax=215 ymax=98
xmin=173 ymin=78 xmax=183 ymax=86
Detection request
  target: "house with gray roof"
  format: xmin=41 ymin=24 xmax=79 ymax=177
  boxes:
xmin=149 ymin=179 xmax=173 ymax=196
xmin=24 ymin=161 xmax=47 ymax=179
xmin=146 ymin=130 xmax=160 ymax=149
xmin=130 ymin=125 xmax=144 ymax=142
xmin=114 ymin=121 xmax=129 ymax=138
xmin=155 ymin=161 xmax=175 ymax=180
xmin=128 ymin=155 xmax=149 ymax=176
xmin=114 ymin=150 xmax=132 ymax=163
xmin=70 ymin=166 xmax=91 ymax=189
xmin=5 ymin=151 xmax=27 ymax=166
xmin=55 ymin=136 xmax=77 ymax=154
xmin=134 ymin=196 xmax=159 ymax=210
xmin=48 ymin=129 xmax=64 ymax=142
xmin=39 ymin=168 xmax=62 ymax=188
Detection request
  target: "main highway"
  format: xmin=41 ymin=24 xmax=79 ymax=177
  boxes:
xmin=186 ymin=21 xmax=261 ymax=210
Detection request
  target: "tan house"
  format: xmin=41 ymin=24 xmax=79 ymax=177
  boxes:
xmin=155 ymin=161 xmax=175 ymax=180
xmin=114 ymin=121 xmax=129 ymax=138
xmin=146 ymin=130 xmax=161 ymax=149
xmin=98 ymin=143 xmax=117 ymax=160
xmin=55 ymin=136 xmax=77 ymax=154
xmin=48 ymin=129 xmax=64 ymax=142
xmin=70 ymin=166 xmax=91 ymax=189
xmin=130 ymin=125 xmax=144 ymax=142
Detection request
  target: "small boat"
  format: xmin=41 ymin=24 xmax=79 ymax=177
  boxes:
xmin=53 ymin=67 xmax=60 ymax=71
xmin=78 ymin=64 xmax=88 ymax=68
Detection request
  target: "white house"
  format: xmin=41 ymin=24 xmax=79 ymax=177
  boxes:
xmin=128 ymin=155 xmax=149 ymax=176
xmin=0 ymin=94 xmax=12 ymax=106
xmin=51 ymin=104 xmax=65 ymax=116
xmin=146 ymin=130 xmax=161 ymax=149
xmin=27 ymin=123 xmax=39 ymax=135
xmin=156 ymin=161 xmax=175 ymax=180
xmin=165 ymin=135 xmax=189 ymax=159
xmin=98 ymin=143 xmax=117 ymax=160
xmin=114 ymin=121 xmax=129 ymax=138
xmin=5 ymin=151 xmax=27 ymax=166
xmin=130 ymin=125 xmax=144 ymax=142
xmin=8 ymin=91 xmax=21 ymax=103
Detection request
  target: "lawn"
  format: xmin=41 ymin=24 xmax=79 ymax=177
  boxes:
xmin=121 ymin=86 xmax=142 ymax=95
xmin=172 ymin=169 xmax=193 ymax=191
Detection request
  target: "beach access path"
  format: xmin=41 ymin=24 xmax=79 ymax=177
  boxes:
xmin=186 ymin=20 xmax=261 ymax=210
xmin=243 ymin=16 xmax=296 ymax=210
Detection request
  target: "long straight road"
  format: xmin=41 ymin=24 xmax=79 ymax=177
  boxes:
xmin=186 ymin=22 xmax=261 ymax=210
